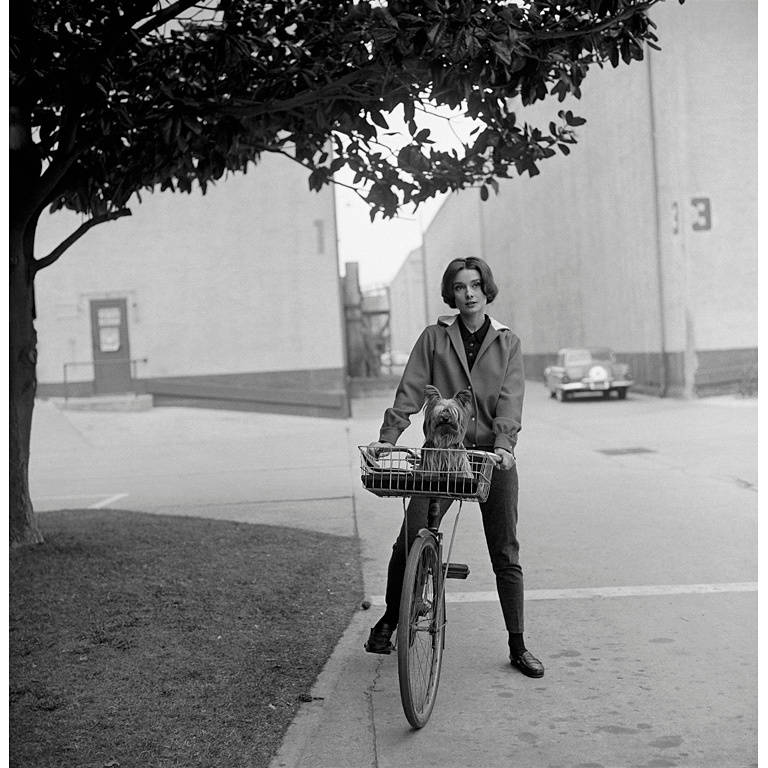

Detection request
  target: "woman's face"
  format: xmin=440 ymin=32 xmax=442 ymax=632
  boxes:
xmin=452 ymin=267 xmax=487 ymax=321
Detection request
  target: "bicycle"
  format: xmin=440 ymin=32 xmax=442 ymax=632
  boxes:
xmin=359 ymin=445 xmax=497 ymax=728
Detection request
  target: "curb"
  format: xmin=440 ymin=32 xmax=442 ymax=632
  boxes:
xmin=268 ymin=609 xmax=373 ymax=768
xmin=48 ymin=394 xmax=154 ymax=412
xmin=692 ymin=395 xmax=757 ymax=407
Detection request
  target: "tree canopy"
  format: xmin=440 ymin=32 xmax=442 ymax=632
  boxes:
xmin=12 ymin=0 xmax=673 ymax=235
xmin=10 ymin=0 xmax=680 ymax=546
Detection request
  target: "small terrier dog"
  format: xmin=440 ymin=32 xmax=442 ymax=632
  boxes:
xmin=420 ymin=384 xmax=474 ymax=478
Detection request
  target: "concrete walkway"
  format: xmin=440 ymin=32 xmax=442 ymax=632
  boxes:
xmin=270 ymin=392 xmax=757 ymax=768
xmin=29 ymin=388 xmax=758 ymax=768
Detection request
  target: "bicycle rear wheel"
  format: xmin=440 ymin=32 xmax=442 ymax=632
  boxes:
xmin=397 ymin=531 xmax=445 ymax=729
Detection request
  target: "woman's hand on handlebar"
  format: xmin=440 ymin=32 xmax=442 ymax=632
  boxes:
xmin=367 ymin=440 xmax=395 ymax=458
xmin=493 ymin=447 xmax=516 ymax=470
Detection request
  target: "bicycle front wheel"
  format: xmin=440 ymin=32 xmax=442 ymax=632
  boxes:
xmin=397 ymin=531 xmax=445 ymax=729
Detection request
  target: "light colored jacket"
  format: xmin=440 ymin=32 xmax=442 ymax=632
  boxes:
xmin=379 ymin=314 xmax=524 ymax=451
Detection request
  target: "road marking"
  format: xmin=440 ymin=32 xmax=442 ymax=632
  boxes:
xmin=35 ymin=493 xmax=109 ymax=500
xmin=152 ymin=495 xmax=354 ymax=511
xmin=368 ymin=582 xmax=756 ymax=606
xmin=89 ymin=493 xmax=129 ymax=509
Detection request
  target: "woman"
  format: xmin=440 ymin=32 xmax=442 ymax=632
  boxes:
xmin=365 ymin=256 xmax=544 ymax=678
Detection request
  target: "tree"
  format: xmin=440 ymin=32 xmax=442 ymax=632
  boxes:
xmin=10 ymin=0 xmax=676 ymax=546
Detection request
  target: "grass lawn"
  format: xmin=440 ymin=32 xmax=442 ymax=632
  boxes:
xmin=10 ymin=509 xmax=363 ymax=768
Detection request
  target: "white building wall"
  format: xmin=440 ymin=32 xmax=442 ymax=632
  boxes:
xmin=419 ymin=0 xmax=756 ymax=394
xmin=34 ymin=153 xmax=344 ymax=391
xmin=388 ymin=246 xmax=428 ymax=357
xmin=423 ymin=199 xmax=482 ymax=323
xmin=650 ymin=0 xmax=758 ymax=353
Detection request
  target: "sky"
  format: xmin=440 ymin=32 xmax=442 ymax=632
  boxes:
xmin=333 ymin=107 xmax=479 ymax=290
xmin=334 ymin=182 xmax=442 ymax=290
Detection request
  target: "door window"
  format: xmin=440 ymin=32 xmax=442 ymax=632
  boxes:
xmin=97 ymin=307 xmax=122 ymax=352
xmin=99 ymin=327 xmax=121 ymax=352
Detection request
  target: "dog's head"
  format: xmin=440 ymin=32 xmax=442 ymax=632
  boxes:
xmin=422 ymin=385 xmax=473 ymax=445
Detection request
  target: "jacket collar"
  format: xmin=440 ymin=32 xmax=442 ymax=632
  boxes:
xmin=438 ymin=314 xmax=509 ymax=377
xmin=438 ymin=314 xmax=509 ymax=332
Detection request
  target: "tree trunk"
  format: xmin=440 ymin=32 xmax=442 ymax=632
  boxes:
xmin=9 ymin=221 xmax=44 ymax=547
xmin=10 ymin=96 xmax=47 ymax=547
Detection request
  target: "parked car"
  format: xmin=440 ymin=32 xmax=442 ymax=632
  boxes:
xmin=544 ymin=348 xmax=633 ymax=401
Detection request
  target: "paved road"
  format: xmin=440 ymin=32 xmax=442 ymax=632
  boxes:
xmin=30 ymin=386 xmax=758 ymax=768
xmin=30 ymin=399 xmax=358 ymax=537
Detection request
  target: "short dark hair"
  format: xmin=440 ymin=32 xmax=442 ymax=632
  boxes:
xmin=440 ymin=257 xmax=499 ymax=308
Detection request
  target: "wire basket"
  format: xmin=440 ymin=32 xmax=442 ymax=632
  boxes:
xmin=359 ymin=446 xmax=496 ymax=502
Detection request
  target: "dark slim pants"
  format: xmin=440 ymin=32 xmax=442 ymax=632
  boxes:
xmin=383 ymin=465 xmax=524 ymax=633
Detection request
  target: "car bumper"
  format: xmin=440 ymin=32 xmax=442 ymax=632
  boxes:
xmin=561 ymin=380 xmax=633 ymax=392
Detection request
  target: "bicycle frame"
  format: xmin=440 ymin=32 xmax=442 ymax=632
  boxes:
xmin=359 ymin=445 xmax=494 ymax=729
xmin=407 ymin=496 xmax=465 ymax=619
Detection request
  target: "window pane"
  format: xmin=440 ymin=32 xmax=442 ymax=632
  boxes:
xmin=98 ymin=307 xmax=122 ymax=326
xmin=99 ymin=327 xmax=121 ymax=352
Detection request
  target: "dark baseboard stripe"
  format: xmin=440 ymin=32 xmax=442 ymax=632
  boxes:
xmin=524 ymin=347 xmax=757 ymax=397
xmin=38 ymin=368 xmax=351 ymax=419
xmin=145 ymin=379 xmax=346 ymax=409
xmin=151 ymin=395 xmax=349 ymax=419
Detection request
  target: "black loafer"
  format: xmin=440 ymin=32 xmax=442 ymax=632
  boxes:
xmin=364 ymin=623 xmax=395 ymax=654
xmin=510 ymin=649 xmax=545 ymax=678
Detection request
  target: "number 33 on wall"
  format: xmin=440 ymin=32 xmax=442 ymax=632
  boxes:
xmin=671 ymin=198 xmax=712 ymax=234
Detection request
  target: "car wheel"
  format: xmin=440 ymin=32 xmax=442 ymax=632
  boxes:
xmin=602 ymin=390 xmax=611 ymax=399
xmin=556 ymin=389 xmax=568 ymax=402
xmin=617 ymin=387 xmax=627 ymax=400
xmin=549 ymin=389 xmax=557 ymax=399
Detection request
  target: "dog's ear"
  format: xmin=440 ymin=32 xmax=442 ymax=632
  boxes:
xmin=423 ymin=384 xmax=442 ymax=404
xmin=454 ymin=389 xmax=473 ymax=410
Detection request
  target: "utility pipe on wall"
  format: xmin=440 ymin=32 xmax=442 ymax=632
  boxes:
xmin=646 ymin=43 xmax=670 ymax=397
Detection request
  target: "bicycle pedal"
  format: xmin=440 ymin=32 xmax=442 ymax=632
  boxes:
xmin=444 ymin=562 xmax=470 ymax=579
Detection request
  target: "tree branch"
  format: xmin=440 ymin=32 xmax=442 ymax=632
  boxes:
xmin=266 ymin=146 xmax=372 ymax=203
xmin=33 ymin=208 xmax=132 ymax=274
xmin=528 ymin=1 xmax=660 ymax=40
xmin=133 ymin=0 xmax=208 ymax=38
xmin=31 ymin=101 xmax=85 ymax=211
xmin=221 ymin=68 xmax=381 ymax=119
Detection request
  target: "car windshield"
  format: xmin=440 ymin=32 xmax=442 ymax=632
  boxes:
xmin=563 ymin=348 xmax=614 ymax=365
xmin=563 ymin=349 xmax=593 ymax=366
xmin=588 ymin=348 xmax=614 ymax=362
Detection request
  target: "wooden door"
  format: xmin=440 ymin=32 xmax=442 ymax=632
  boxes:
xmin=90 ymin=299 xmax=132 ymax=394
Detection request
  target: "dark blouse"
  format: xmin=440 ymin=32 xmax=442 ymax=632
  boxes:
xmin=457 ymin=314 xmax=491 ymax=371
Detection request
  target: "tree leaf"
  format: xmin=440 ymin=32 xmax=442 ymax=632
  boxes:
xmin=370 ymin=110 xmax=389 ymax=130
xmin=490 ymin=41 xmax=512 ymax=65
